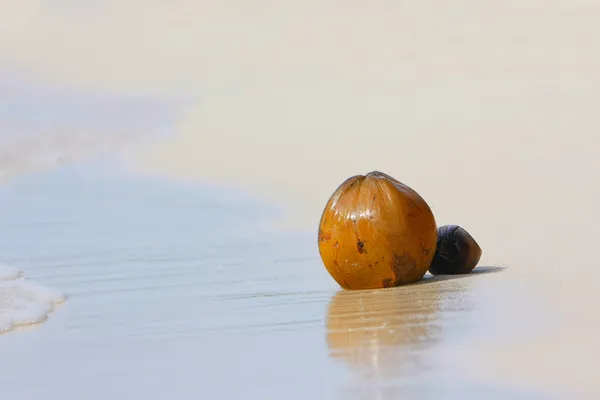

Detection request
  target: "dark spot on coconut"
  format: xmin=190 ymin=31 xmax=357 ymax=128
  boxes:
xmin=343 ymin=280 xmax=351 ymax=289
xmin=407 ymin=199 xmax=422 ymax=213
xmin=357 ymin=240 xmax=367 ymax=254
xmin=420 ymin=242 xmax=432 ymax=257
xmin=318 ymin=229 xmax=331 ymax=243
xmin=333 ymin=241 xmax=339 ymax=248
xmin=333 ymin=259 xmax=339 ymax=267
xmin=382 ymin=278 xmax=393 ymax=288
xmin=390 ymin=253 xmax=418 ymax=285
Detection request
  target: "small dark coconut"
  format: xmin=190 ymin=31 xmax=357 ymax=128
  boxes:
xmin=428 ymin=225 xmax=482 ymax=275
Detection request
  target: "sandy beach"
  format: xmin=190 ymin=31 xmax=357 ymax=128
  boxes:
xmin=2 ymin=1 xmax=600 ymax=399
xmin=0 ymin=167 xmax=560 ymax=399
xmin=1 ymin=163 xmax=597 ymax=399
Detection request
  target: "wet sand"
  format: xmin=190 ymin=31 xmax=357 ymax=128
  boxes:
xmin=0 ymin=164 xmax=594 ymax=399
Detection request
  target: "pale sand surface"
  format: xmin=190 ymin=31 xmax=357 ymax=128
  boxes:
xmin=0 ymin=164 xmax=590 ymax=399
xmin=2 ymin=1 xmax=600 ymax=398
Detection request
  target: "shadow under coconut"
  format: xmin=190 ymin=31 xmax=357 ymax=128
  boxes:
xmin=414 ymin=265 xmax=506 ymax=286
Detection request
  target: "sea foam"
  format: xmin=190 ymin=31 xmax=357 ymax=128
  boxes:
xmin=0 ymin=264 xmax=66 ymax=334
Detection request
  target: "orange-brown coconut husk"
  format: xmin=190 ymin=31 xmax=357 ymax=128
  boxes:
xmin=318 ymin=171 xmax=437 ymax=290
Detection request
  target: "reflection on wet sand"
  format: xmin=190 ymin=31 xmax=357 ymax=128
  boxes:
xmin=327 ymin=279 xmax=446 ymax=376
xmin=325 ymin=268 xmax=503 ymax=398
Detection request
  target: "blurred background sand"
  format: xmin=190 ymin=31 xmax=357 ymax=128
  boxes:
xmin=1 ymin=0 xmax=600 ymax=398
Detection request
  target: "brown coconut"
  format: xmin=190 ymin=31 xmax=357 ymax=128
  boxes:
xmin=318 ymin=171 xmax=437 ymax=290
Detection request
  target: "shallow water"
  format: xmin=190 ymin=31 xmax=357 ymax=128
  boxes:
xmin=0 ymin=165 xmax=564 ymax=400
